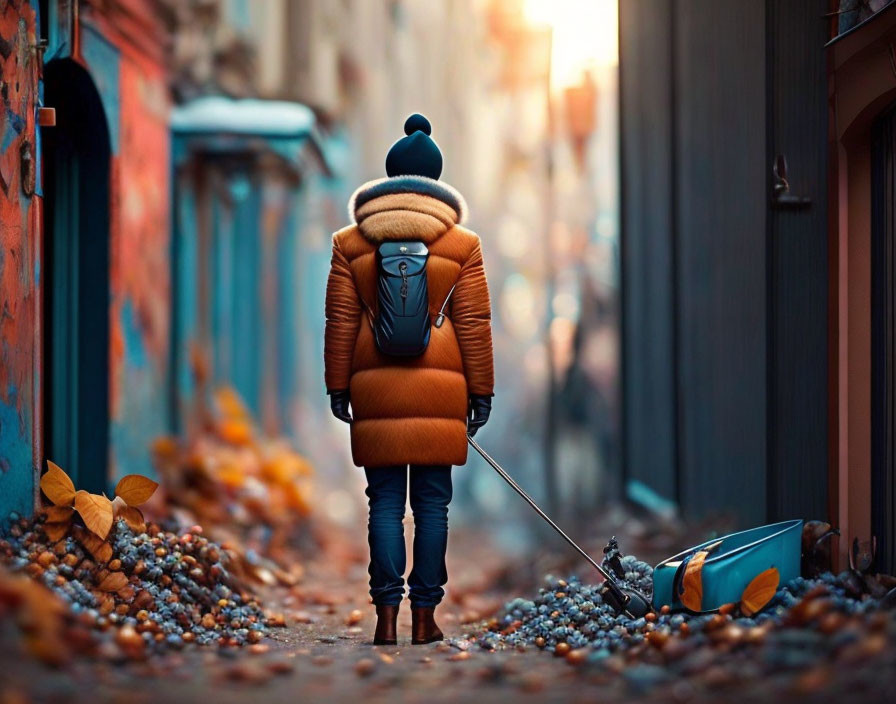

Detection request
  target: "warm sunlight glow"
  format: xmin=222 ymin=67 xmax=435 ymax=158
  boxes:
xmin=524 ymin=0 xmax=618 ymax=87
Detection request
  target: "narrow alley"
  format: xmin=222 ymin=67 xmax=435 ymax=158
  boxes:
xmin=2 ymin=1 xmax=896 ymax=702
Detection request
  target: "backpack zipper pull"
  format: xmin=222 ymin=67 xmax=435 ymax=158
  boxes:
xmin=399 ymin=261 xmax=409 ymax=299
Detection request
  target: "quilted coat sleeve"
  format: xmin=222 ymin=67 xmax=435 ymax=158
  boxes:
xmin=324 ymin=236 xmax=361 ymax=392
xmin=452 ymin=238 xmax=495 ymax=396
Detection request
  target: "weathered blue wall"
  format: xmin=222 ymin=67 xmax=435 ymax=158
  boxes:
xmin=0 ymin=1 xmax=40 ymax=519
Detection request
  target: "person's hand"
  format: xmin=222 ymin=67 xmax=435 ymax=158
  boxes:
xmin=329 ymin=389 xmax=353 ymax=423
xmin=467 ymin=394 xmax=492 ymax=436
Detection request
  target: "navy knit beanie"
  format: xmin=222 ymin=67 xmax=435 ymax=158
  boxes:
xmin=385 ymin=113 xmax=443 ymax=180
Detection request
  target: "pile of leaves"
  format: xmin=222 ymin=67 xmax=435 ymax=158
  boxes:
xmin=0 ymin=463 xmax=281 ymax=664
xmin=151 ymin=388 xmax=314 ymax=585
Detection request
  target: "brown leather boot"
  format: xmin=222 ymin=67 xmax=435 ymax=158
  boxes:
xmin=373 ymin=605 xmax=399 ymax=645
xmin=411 ymin=607 xmax=444 ymax=644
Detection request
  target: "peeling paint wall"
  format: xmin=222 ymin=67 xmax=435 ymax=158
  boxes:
xmin=0 ymin=1 xmax=39 ymax=518
xmin=0 ymin=0 xmax=173 ymax=519
xmin=78 ymin=4 xmax=171 ymax=481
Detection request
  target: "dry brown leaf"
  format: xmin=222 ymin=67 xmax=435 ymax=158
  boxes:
xmin=72 ymin=525 xmax=114 ymax=563
xmin=109 ymin=494 xmax=146 ymax=533
xmin=43 ymin=521 xmax=72 ymax=542
xmin=42 ymin=504 xmax=75 ymax=542
xmin=741 ymin=567 xmax=780 ymax=616
xmin=120 ymin=505 xmax=146 ymax=533
xmin=74 ymin=491 xmax=114 ymax=539
xmin=40 ymin=461 xmax=76 ymax=506
xmin=680 ymin=550 xmax=709 ymax=612
xmin=110 ymin=495 xmax=143 ymax=532
xmin=42 ymin=505 xmax=74 ymax=522
xmin=114 ymin=474 xmax=159 ymax=506
xmin=98 ymin=572 xmax=129 ymax=592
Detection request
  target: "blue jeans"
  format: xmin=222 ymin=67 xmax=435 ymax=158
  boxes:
xmin=364 ymin=465 xmax=452 ymax=608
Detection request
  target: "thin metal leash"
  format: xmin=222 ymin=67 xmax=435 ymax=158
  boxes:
xmin=466 ymin=434 xmax=649 ymax=617
xmin=467 ymin=435 xmax=621 ymax=587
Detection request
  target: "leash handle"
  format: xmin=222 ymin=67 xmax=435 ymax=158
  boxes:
xmin=466 ymin=435 xmax=620 ymax=587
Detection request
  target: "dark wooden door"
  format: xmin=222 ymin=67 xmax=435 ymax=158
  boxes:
xmin=43 ymin=59 xmax=110 ymax=494
xmin=871 ymin=103 xmax=896 ymax=574
xmin=765 ymin=0 xmax=830 ymax=523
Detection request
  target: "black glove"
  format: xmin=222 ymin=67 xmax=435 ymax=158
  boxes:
xmin=328 ymin=389 xmax=353 ymax=423
xmin=467 ymin=394 xmax=492 ymax=436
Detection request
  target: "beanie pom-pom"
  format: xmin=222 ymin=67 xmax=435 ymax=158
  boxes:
xmin=404 ymin=113 xmax=432 ymax=136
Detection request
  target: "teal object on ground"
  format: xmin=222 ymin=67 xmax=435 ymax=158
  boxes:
xmin=652 ymin=519 xmax=803 ymax=613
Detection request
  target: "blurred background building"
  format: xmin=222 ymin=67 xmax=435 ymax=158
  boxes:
xmin=162 ymin=0 xmax=625 ymax=534
xmin=0 ymin=0 xmax=622 ymax=542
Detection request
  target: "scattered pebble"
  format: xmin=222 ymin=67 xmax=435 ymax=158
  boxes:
xmin=354 ymin=657 xmax=376 ymax=677
xmin=0 ymin=514 xmax=275 ymax=659
xmin=468 ymin=552 xmax=896 ymax=694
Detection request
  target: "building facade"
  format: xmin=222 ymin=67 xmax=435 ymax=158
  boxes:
xmin=0 ymin=0 xmax=335 ymax=519
xmin=0 ymin=0 xmax=172 ymax=513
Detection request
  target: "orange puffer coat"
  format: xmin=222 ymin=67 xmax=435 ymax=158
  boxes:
xmin=324 ymin=176 xmax=494 ymax=468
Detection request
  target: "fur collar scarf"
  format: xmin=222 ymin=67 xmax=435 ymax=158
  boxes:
xmin=348 ymin=175 xmax=468 ymax=244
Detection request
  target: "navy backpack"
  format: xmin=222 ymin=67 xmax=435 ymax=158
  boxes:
xmin=371 ymin=241 xmax=452 ymax=356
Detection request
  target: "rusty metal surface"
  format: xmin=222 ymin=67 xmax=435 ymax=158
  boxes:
xmin=0 ymin=1 xmax=39 ymax=518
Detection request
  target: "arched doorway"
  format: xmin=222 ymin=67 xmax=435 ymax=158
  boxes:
xmin=42 ymin=59 xmax=111 ymax=494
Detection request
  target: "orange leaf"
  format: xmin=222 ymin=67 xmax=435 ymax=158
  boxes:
xmin=114 ymin=474 xmax=159 ymax=506
xmin=215 ymin=387 xmax=249 ymax=420
xmin=217 ymin=418 xmax=253 ymax=445
xmin=72 ymin=525 xmax=114 ymax=563
xmin=120 ymin=505 xmax=146 ymax=533
xmin=680 ymin=550 xmax=709 ymax=612
xmin=40 ymin=461 xmax=76 ymax=506
xmin=41 ymin=505 xmax=74 ymax=542
xmin=741 ymin=567 xmax=780 ymax=616
xmin=98 ymin=572 xmax=129 ymax=592
xmin=42 ymin=505 xmax=74 ymax=523
xmin=112 ymin=496 xmax=147 ymax=533
xmin=151 ymin=436 xmax=179 ymax=460
xmin=216 ymin=462 xmax=246 ymax=489
xmin=43 ymin=521 xmax=72 ymax=542
xmin=74 ymin=491 xmax=114 ymax=539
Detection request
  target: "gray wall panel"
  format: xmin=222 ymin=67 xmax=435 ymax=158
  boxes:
xmin=620 ymin=0 xmax=678 ymax=501
xmin=674 ymin=0 xmax=767 ymax=524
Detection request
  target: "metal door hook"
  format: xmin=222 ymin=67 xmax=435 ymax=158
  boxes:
xmin=772 ymin=154 xmax=812 ymax=209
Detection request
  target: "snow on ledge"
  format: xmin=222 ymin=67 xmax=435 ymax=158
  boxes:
xmin=171 ymin=96 xmax=316 ymax=138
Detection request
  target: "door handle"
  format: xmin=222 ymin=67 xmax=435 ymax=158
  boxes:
xmin=771 ymin=154 xmax=811 ymax=209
